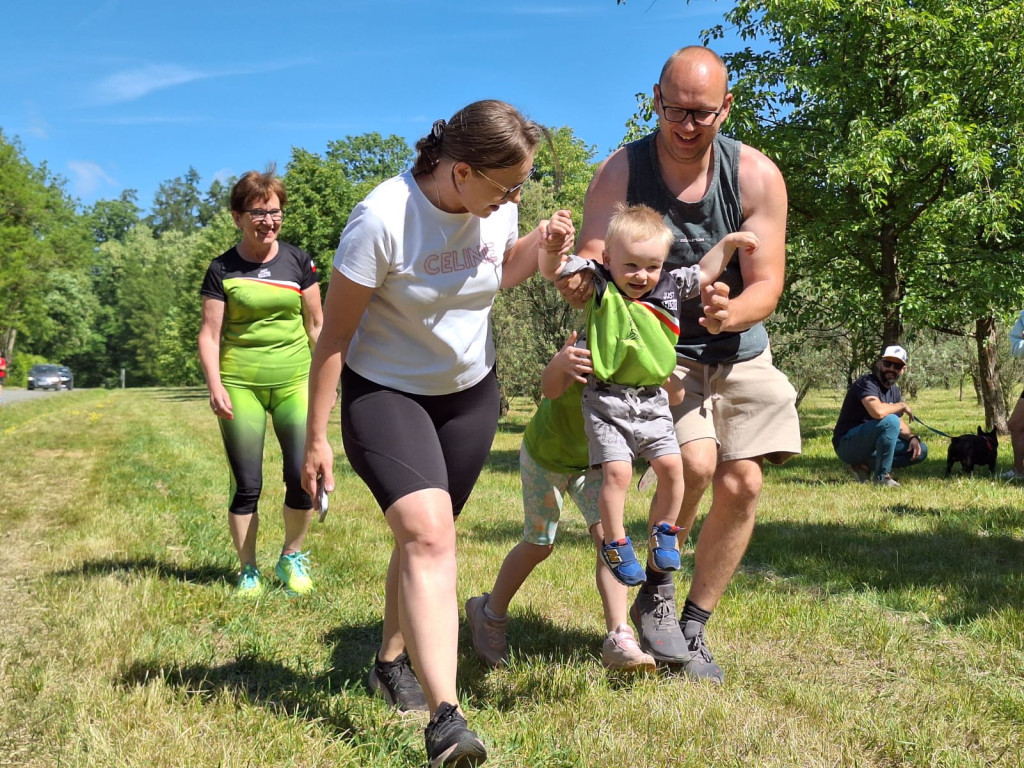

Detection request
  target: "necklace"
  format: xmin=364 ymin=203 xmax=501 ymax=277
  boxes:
xmin=430 ymin=168 xmax=443 ymax=210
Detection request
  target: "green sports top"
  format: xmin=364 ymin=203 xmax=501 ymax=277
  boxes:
xmin=560 ymin=255 xmax=699 ymax=387
xmin=523 ymin=380 xmax=590 ymax=474
xmin=200 ymin=242 xmax=319 ymax=388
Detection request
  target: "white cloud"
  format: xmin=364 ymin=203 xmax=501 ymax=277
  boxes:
xmin=88 ymin=59 xmax=311 ymax=106
xmin=92 ymin=64 xmax=211 ymax=105
xmin=67 ymin=161 xmax=117 ymax=198
xmin=211 ymin=167 xmax=235 ymax=185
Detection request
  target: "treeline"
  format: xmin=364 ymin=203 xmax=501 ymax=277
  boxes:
xmin=4 ymin=0 xmax=1024 ymax=424
xmin=0 ymin=127 xmax=596 ymax=403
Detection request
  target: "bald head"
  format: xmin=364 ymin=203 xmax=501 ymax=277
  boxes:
xmin=658 ymin=46 xmax=729 ymax=102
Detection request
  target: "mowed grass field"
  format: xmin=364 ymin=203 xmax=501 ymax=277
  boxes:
xmin=1 ymin=386 xmax=1021 ymax=767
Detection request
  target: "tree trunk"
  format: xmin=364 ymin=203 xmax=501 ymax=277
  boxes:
xmin=1 ymin=327 xmax=16 ymax=359
xmin=975 ymin=315 xmax=1008 ymax=432
xmin=878 ymin=223 xmax=903 ymax=346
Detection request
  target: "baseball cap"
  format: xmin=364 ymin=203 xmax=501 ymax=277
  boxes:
xmin=881 ymin=345 xmax=908 ymax=365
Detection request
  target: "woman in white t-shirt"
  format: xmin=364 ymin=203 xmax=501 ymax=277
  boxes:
xmin=302 ymin=100 xmax=572 ymax=767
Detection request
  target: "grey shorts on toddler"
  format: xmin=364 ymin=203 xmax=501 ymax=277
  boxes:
xmin=582 ymin=380 xmax=680 ymax=466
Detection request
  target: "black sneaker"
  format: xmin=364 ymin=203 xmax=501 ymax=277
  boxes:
xmin=367 ymin=652 xmax=428 ymax=712
xmin=677 ymin=620 xmax=725 ymax=684
xmin=424 ymin=702 xmax=487 ymax=767
xmin=629 ymin=584 xmax=691 ymax=663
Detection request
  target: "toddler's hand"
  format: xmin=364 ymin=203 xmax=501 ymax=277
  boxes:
xmin=726 ymin=231 xmax=760 ymax=259
xmin=543 ymin=209 xmax=575 ymax=256
xmin=699 ymin=281 xmax=731 ymax=334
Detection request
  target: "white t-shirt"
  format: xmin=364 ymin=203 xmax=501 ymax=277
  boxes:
xmin=334 ymin=171 xmax=520 ymax=395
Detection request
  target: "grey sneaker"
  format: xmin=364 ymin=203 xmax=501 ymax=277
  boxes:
xmin=847 ymin=463 xmax=871 ymax=483
xmin=368 ymin=652 xmax=428 ymax=712
xmin=873 ymin=474 xmax=900 ymax=487
xmin=424 ymin=701 xmax=487 ymax=767
xmin=465 ymin=594 xmax=508 ymax=668
xmin=629 ymin=584 xmax=691 ymax=663
xmin=601 ymin=624 xmax=656 ymax=672
xmin=676 ymin=620 xmax=725 ymax=684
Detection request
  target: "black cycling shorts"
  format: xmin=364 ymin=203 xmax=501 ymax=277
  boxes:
xmin=340 ymin=365 xmax=500 ymax=516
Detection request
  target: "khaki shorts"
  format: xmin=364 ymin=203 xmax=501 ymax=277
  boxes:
xmin=669 ymin=344 xmax=801 ymax=465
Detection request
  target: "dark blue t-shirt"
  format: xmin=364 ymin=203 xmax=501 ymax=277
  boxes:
xmin=832 ymin=372 xmax=901 ymax=447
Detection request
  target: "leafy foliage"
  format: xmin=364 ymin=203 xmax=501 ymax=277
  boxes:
xmin=0 ymin=130 xmax=91 ymax=360
xmin=704 ymin=0 xmax=1024 ymax=356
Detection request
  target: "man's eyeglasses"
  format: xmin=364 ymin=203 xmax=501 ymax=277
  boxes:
xmin=474 ymin=167 xmax=535 ymax=202
xmin=881 ymin=360 xmax=905 ymax=371
xmin=658 ymin=100 xmax=722 ymax=127
xmin=246 ymin=208 xmax=283 ymax=221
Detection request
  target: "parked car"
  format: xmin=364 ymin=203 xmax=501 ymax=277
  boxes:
xmin=27 ymin=364 xmax=62 ymax=391
xmin=57 ymin=366 xmax=74 ymax=390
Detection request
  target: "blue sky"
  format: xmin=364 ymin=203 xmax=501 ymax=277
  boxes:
xmin=2 ymin=0 xmax=739 ymax=214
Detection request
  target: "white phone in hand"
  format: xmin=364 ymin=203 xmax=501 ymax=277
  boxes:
xmin=316 ymin=477 xmax=329 ymax=523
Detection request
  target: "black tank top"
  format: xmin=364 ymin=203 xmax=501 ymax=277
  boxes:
xmin=626 ymin=131 xmax=769 ymax=363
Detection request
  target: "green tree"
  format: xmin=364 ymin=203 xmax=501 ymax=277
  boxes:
xmin=326 ymin=132 xmax=413 ymax=185
xmin=709 ymin=0 xmax=1024 ymax=339
xmin=148 ymin=166 xmax=204 ymax=235
xmin=86 ymin=189 xmax=142 ymax=244
xmin=0 ymin=130 xmax=92 ymax=360
xmin=156 ymin=210 xmax=241 ymax=386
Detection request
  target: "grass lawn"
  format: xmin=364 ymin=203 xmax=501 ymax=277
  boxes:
xmin=1 ymin=386 xmax=1021 ymax=767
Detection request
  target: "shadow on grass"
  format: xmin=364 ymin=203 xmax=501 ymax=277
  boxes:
xmin=54 ymin=556 xmax=234 ymax=586
xmin=118 ymin=655 xmax=376 ymax=746
xmin=747 ymin=514 xmax=1024 ymax=622
xmin=115 ymin=609 xmax=607 ymax=754
xmin=146 ymin=387 xmax=209 ymax=402
xmin=762 ymin=450 xmax=1005 ymax=485
xmin=484 ymin=447 xmax=521 ymax=474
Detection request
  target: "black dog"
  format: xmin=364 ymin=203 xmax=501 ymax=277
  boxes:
xmin=945 ymin=427 xmax=998 ymax=476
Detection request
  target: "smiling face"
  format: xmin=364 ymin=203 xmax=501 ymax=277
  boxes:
xmin=654 ymin=50 xmax=732 ymax=165
xmin=874 ymin=357 xmax=907 ymax=386
xmin=232 ymin=193 xmax=282 ymax=251
xmin=604 ymin=233 xmax=670 ymax=299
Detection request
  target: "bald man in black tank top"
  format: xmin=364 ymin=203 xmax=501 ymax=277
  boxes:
xmin=574 ymin=46 xmax=801 ymax=683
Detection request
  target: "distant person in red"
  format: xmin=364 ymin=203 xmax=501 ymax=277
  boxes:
xmin=0 ymin=354 xmax=7 ymax=401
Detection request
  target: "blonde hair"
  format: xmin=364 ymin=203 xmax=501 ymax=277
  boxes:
xmin=605 ymin=203 xmax=674 ymax=254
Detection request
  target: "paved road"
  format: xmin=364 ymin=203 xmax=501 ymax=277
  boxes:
xmin=0 ymin=388 xmax=72 ymax=405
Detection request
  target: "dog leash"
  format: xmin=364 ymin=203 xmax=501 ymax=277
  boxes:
xmin=912 ymin=415 xmax=955 ymax=439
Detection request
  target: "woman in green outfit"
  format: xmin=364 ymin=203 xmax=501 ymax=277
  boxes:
xmin=198 ymin=167 xmax=323 ymax=595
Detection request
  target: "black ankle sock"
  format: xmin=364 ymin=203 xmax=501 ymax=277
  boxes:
xmin=642 ymin=567 xmax=673 ymax=592
xmin=680 ymin=599 xmax=712 ymax=627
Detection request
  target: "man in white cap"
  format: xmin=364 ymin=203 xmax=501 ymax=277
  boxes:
xmin=832 ymin=345 xmax=927 ymax=486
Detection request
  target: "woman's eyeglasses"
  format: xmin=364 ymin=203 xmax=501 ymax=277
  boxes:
xmin=246 ymin=208 xmax=283 ymax=221
xmin=474 ymin=167 xmax=535 ymax=202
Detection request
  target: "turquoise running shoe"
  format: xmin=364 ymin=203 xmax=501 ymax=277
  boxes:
xmin=275 ymin=550 xmax=313 ymax=595
xmin=236 ymin=564 xmax=263 ymax=597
